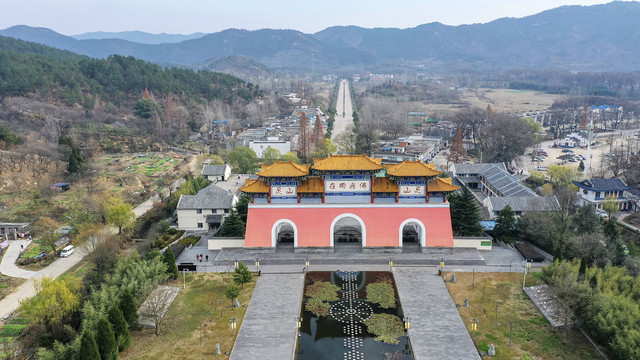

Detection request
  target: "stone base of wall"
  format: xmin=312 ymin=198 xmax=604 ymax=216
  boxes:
xmin=422 ymin=246 xmax=455 ymax=254
xmin=242 ymin=247 xmax=276 ymax=254
xmin=362 ymin=247 xmax=403 ymax=254
xmin=293 ymin=247 xmax=335 ymax=254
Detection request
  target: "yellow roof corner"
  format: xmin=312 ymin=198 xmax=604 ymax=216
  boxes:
xmin=256 ymin=161 xmax=310 ymax=177
xmin=386 ymin=160 xmax=441 ymax=177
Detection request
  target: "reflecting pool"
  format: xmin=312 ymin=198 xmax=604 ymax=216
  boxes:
xmin=295 ymin=271 xmax=414 ymax=360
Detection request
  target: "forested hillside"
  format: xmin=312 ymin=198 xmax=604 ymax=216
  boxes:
xmin=0 ymin=35 xmax=262 ymax=107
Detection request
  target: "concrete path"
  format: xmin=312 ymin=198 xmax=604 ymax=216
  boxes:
xmin=230 ymin=273 xmax=305 ymax=360
xmin=394 ymin=267 xmax=480 ymax=360
xmin=331 ymin=79 xmax=354 ymax=142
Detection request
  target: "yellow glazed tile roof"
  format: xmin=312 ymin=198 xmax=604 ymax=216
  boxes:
xmin=297 ymin=177 xmax=324 ymax=193
xmin=372 ymin=177 xmax=398 ymax=192
xmin=238 ymin=179 xmax=270 ymax=193
xmin=256 ymin=161 xmax=310 ymax=177
xmin=385 ymin=161 xmax=442 ymax=177
xmin=428 ymin=177 xmax=461 ymax=192
xmin=312 ymin=155 xmax=384 ymax=171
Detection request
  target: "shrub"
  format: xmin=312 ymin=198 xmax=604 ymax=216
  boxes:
xmin=366 ymin=282 xmax=396 ymax=309
xmin=304 ymin=281 xmax=340 ymax=317
xmin=364 ymin=314 xmax=404 ymax=345
xmin=305 ymin=299 xmax=331 ymax=317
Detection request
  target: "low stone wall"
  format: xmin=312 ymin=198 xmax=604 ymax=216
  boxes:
xmin=207 ymin=237 xmax=245 ymax=250
xmin=454 ymin=236 xmax=493 ymax=250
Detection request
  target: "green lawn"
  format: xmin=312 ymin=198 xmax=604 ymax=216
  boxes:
xmin=121 ymin=273 xmax=256 ymax=360
xmin=445 ymin=272 xmax=601 ymax=360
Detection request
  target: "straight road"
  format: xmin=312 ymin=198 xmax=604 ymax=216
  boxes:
xmin=331 ymin=79 xmax=354 ymax=142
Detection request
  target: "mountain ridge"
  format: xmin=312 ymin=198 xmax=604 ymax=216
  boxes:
xmin=2 ymin=2 xmax=640 ymax=72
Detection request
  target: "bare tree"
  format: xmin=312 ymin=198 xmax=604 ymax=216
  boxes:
xmin=139 ymin=286 xmax=179 ymax=336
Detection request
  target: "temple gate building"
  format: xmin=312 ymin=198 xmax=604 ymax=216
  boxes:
xmin=238 ymin=155 xmax=460 ymax=252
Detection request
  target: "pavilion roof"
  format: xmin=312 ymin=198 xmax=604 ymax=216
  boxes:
xmin=297 ymin=177 xmax=324 ymax=193
xmin=256 ymin=161 xmax=310 ymax=177
xmin=385 ymin=161 xmax=441 ymax=177
xmin=238 ymin=179 xmax=270 ymax=193
xmin=428 ymin=177 xmax=461 ymax=193
xmin=312 ymin=155 xmax=384 ymax=171
xmin=372 ymin=177 xmax=398 ymax=192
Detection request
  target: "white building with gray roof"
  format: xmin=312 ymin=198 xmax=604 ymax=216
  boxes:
xmin=452 ymin=162 xmax=557 ymax=219
xmin=177 ymin=183 xmax=237 ymax=232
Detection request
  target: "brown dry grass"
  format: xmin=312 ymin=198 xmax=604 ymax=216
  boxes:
xmin=121 ymin=272 xmax=256 ymax=360
xmin=444 ymin=272 xmax=600 ymax=360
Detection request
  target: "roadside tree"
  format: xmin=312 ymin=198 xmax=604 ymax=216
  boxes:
xmin=106 ymin=197 xmax=135 ymax=235
xmin=228 ymin=146 xmax=259 ymax=174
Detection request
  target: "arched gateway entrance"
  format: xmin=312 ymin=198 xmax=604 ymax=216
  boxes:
xmin=271 ymin=219 xmax=298 ymax=248
xmin=399 ymin=219 xmax=426 ymax=248
xmin=330 ymin=214 xmax=366 ymax=248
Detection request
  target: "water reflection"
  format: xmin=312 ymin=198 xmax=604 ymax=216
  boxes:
xmin=295 ymin=271 xmax=414 ymax=360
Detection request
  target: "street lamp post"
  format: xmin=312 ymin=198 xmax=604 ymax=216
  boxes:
xmin=403 ymin=316 xmax=410 ymax=333
xmin=295 ymin=316 xmax=302 ymax=336
xmin=229 ymin=318 xmax=238 ymax=336
xmin=439 ymin=258 xmax=445 ymax=276
xmin=470 ymin=318 xmax=479 ymax=337
xmin=388 ymin=257 xmax=394 ymax=272
xmin=254 ymin=258 xmax=260 ymax=273
xmin=522 ymin=260 xmax=531 ymax=290
xmin=234 ymin=259 xmax=239 ymax=270
xmin=304 ymin=258 xmax=309 ymax=273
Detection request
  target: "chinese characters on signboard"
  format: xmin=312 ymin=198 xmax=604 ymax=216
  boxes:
xmin=270 ymin=182 xmax=297 ymax=197
xmin=399 ymin=185 xmax=426 ymax=196
xmin=324 ymin=180 xmax=370 ymax=193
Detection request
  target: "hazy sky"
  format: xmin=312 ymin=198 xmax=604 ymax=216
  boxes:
xmin=0 ymin=0 xmax=624 ymax=35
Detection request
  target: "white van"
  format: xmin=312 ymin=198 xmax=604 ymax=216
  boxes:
xmin=60 ymin=245 xmax=74 ymax=258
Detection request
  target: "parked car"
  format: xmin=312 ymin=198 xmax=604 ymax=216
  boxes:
xmin=578 ymin=155 xmax=586 ymax=160
xmin=60 ymin=245 xmax=74 ymax=258
xmin=562 ymin=149 xmax=574 ymax=153
xmin=537 ymin=165 xmax=548 ymax=171
xmin=597 ymin=209 xmax=608 ymax=217
xmin=605 ymin=153 xmax=615 ymax=157
xmin=568 ymin=157 xmax=578 ymax=162
xmin=533 ymin=158 xmax=544 ymax=162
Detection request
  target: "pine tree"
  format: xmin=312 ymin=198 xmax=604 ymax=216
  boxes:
xmin=233 ymin=262 xmax=253 ymax=288
xmin=119 ymin=289 xmax=138 ymax=328
xmin=79 ymin=331 xmax=101 ymax=360
xmin=67 ymin=146 xmax=86 ymax=173
xmin=578 ymin=258 xmax=587 ymax=280
xmin=215 ymin=210 xmax=245 ymax=237
xmin=493 ymin=205 xmax=517 ymax=243
xmin=108 ymin=305 xmax=132 ymax=352
xmin=449 ymin=187 xmax=483 ymax=236
xmin=96 ymin=316 xmax=118 ymax=360
xmin=163 ymin=249 xmax=179 ymax=280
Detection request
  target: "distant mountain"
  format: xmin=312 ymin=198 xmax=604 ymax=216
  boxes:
xmin=2 ymin=2 xmax=640 ymax=72
xmin=72 ymin=31 xmax=207 ymax=44
xmin=197 ymin=55 xmax=276 ymax=80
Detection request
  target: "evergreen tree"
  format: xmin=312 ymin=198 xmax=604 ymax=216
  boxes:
xmin=233 ymin=262 xmax=253 ymax=288
xmin=78 ymin=331 xmax=101 ymax=360
xmin=234 ymin=195 xmax=251 ymax=224
xmin=108 ymin=305 xmax=132 ymax=352
xmin=67 ymin=146 xmax=86 ymax=173
xmin=603 ymin=219 xmax=625 ymax=265
xmin=215 ymin=210 xmax=245 ymax=237
xmin=96 ymin=316 xmax=118 ymax=360
xmin=578 ymin=258 xmax=587 ymax=280
xmin=449 ymin=187 xmax=483 ymax=236
xmin=162 ymin=249 xmax=179 ymax=280
xmin=493 ymin=205 xmax=517 ymax=243
xmin=119 ymin=289 xmax=138 ymax=328
xmin=578 ymin=160 xmax=585 ymax=172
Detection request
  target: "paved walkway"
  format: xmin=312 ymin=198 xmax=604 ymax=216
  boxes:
xmin=331 ymin=79 xmax=354 ymax=142
xmin=230 ymin=273 xmax=304 ymax=360
xmin=394 ymin=267 xmax=480 ymax=360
